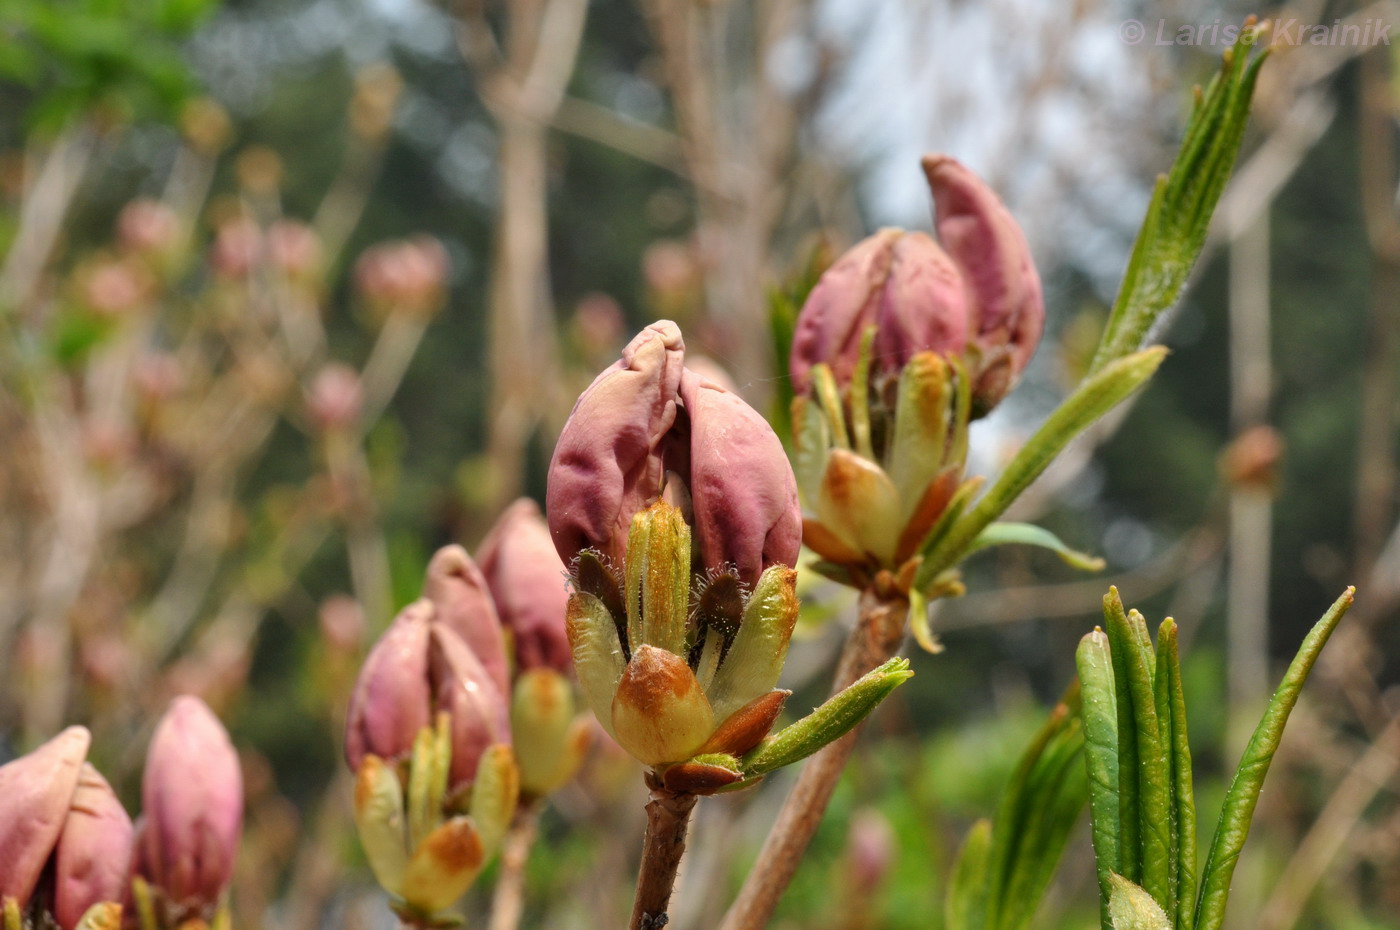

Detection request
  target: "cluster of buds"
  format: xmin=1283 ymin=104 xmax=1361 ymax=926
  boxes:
xmin=0 ymin=697 xmax=242 ymax=930
xmin=344 ymin=549 xmax=519 ymax=923
xmin=548 ymin=321 xmax=912 ymax=795
xmin=789 ymin=155 xmax=1044 ymax=596
xmin=353 ymin=237 xmax=450 ymax=321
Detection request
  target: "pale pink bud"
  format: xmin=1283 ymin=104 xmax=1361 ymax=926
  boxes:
xmin=423 ymin=546 xmax=510 ymax=697
xmin=82 ymin=259 xmax=150 ymax=316
xmin=476 ymin=499 xmax=571 ymax=674
xmin=306 ymin=363 xmax=363 ymax=430
xmin=353 ymin=236 xmax=449 ymax=314
xmin=319 ymin=594 xmax=366 ymax=655
xmin=138 ymin=696 xmax=243 ymax=914
xmin=0 ymin=727 xmax=90 ymax=905
xmin=53 ymin=764 xmax=133 ymax=930
xmin=210 ymin=218 xmax=264 ymax=279
xmin=266 ymin=220 xmax=322 ymax=278
xmin=118 ymin=200 xmax=180 ymax=255
xmin=344 ymin=600 xmax=434 ymax=771
xmin=547 ymin=321 xmax=800 ymax=585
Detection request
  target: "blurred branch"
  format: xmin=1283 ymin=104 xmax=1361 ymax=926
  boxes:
xmin=552 ymin=97 xmax=687 ymax=175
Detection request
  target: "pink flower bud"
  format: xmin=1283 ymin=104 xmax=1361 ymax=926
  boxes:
xmin=476 ymin=499 xmax=571 ymax=675
xmin=344 ymin=600 xmax=434 ymax=772
xmin=547 ymin=321 xmax=800 ymax=585
xmin=306 ymin=363 xmax=364 ymax=431
xmin=0 ymin=726 xmax=90 ymax=905
xmin=429 ymin=624 xmax=511 ymax=789
xmin=137 ymin=696 xmax=243 ymax=915
xmin=424 ymin=546 xmax=510 ymax=697
xmin=266 ymin=220 xmax=322 ymax=278
xmin=118 ymin=200 xmax=180 ymax=255
xmin=924 ymin=155 xmax=1044 ymax=409
xmin=353 ymin=237 xmax=449 ymax=315
xmin=53 ymin=764 xmax=133 ymax=930
xmin=210 ymin=218 xmax=263 ymax=279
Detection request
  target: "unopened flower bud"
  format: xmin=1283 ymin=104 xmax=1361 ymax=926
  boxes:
xmin=306 ymin=363 xmax=363 ymax=431
xmin=547 ymin=321 xmax=800 ymax=586
xmin=344 ymin=600 xmax=433 ymax=772
xmin=118 ymin=200 xmax=180 ymax=256
xmin=0 ymin=726 xmax=90 ymax=906
xmin=266 ymin=220 xmax=322 ymax=279
xmin=353 ymin=237 xmax=449 ymax=317
xmin=429 ymin=624 xmax=510 ymax=790
xmin=210 ymin=219 xmax=263 ymax=279
xmin=137 ymin=696 xmax=244 ymax=915
xmin=510 ymin=668 xmax=590 ymax=797
xmin=476 ymin=499 xmax=571 ymax=674
xmin=424 ymin=545 xmax=510 ymax=697
xmin=53 ymin=764 xmax=133 ymax=930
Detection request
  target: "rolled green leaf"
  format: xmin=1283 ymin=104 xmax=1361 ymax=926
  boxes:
xmin=966 ymin=522 xmax=1107 ymax=572
xmin=946 ymin=819 xmax=992 ymax=930
xmin=916 ymin=348 xmax=1166 ymax=590
xmin=1102 ymin=590 xmax=1141 ymax=885
xmin=1193 ymin=587 xmax=1355 ymax=930
xmin=741 ymin=658 xmax=913 ymax=775
xmin=1158 ymin=620 xmax=1198 ymax=930
xmin=1077 ymin=628 xmax=1123 ymax=930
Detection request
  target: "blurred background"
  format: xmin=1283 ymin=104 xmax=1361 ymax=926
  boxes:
xmin=0 ymin=0 xmax=1397 ymax=927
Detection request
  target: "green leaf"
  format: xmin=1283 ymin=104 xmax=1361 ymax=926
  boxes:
xmin=915 ymin=348 xmax=1166 ymax=591
xmin=1193 ymin=587 xmax=1355 ymax=930
xmin=1090 ymin=26 xmax=1269 ymax=372
xmin=1101 ymin=590 xmax=1141 ymax=885
xmin=1158 ymin=620 xmax=1198 ymax=930
xmin=1109 ymin=874 xmax=1172 ymax=930
xmin=966 ymin=522 xmax=1107 ymax=572
xmin=741 ymin=658 xmax=913 ymax=775
xmin=946 ymin=819 xmax=992 ymax=930
xmin=1077 ymin=628 xmax=1122 ymax=930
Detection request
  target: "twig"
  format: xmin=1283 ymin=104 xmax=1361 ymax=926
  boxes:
xmin=630 ymin=783 xmax=699 ymax=930
xmin=487 ymin=804 xmax=542 ymax=930
xmin=718 ymin=585 xmax=907 ymax=930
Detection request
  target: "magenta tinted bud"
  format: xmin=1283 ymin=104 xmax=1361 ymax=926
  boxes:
xmin=547 ymin=320 xmax=800 ymax=584
xmin=429 ymin=624 xmax=511 ymax=789
xmin=0 ymin=726 xmax=90 ymax=905
xmin=924 ymin=154 xmax=1044 ymax=387
xmin=423 ymin=545 xmax=510 ymax=697
xmin=138 ymin=696 xmax=244 ymax=912
xmin=344 ymin=599 xmax=434 ymax=772
xmin=53 ymin=764 xmax=134 ymax=930
xmin=476 ymin=498 xmax=571 ymax=675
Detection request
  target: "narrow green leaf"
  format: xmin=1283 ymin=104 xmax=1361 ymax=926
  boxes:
xmin=1090 ymin=26 xmax=1269 ymax=372
xmin=1077 ymin=628 xmax=1122 ymax=930
xmin=916 ymin=349 xmax=1166 ymax=590
xmin=850 ymin=325 xmax=876 ymax=462
xmin=1194 ymin=587 xmax=1355 ymax=930
xmin=946 ymin=819 xmax=992 ymax=930
xmin=1151 ymin=624 xmax=1179 ymax=927
xmin=1101 ymin=590 xmax=1141 ymax=885
xmin=966 ymin=522 xmax=1107 ymax=572
xmin=1158 ymin=619 xmax=1197 ymax=930
xmin=811 ymin=363 xmax=850 ymax=450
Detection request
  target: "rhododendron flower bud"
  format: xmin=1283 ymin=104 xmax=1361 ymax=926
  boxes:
xmin=477 ymin=498 xmax=571 ymax=674
xmin=137 ymin=696 xmax=243 ymax=915
xmin=353 ymin=236 xmax=449 ymax=317
xmin=547 ymin=320 xmax=800 ymax=586
xmin=429 ymin=623 xmax=511 ymax=790
xmin=117 ymin=199 xmax=180 ymax=256
xmin=789 ymin=228 xmax=968 ymax=395
xmin=306 ymin=363 xmax=364 ymax=431
xmin=424 ymin=545 xmax=510 ymax=696
xmin=53 ymin=764 xmax=133 ymax=930
xmin=0 ymin=726 xmax=90 ymax=906
xmin=266 ymin=219 xmax=322 ymax=279
xmin=924 ymin=154 xmax=1044 ymax=412
xmin=344 ymin=599 xmax=434 ymax=772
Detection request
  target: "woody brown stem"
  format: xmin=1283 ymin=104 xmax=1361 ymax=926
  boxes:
xmin=487 ymin=803 xmax=541 ymax=930
xmin=629 ymin=783 xmax=699 ymax=930
xmin=719 ymin=583 xmax=907 ymax=930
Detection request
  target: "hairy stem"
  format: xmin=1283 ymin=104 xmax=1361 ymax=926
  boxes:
xmin=488 ymin=803 xmax=542 ymax=930
xmin=630 ymin=785 xmax=699 ymax=930
xmin=719 ymin=585 xmax=907 ymax=930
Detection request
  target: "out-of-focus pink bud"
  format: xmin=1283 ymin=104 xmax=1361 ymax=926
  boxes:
xmin=570 ymin=293 xmax=624 ymax=358
xmin=353 ymin=236 xmax=449 ymax=316
xmin=53 ymin=764 xmax=133 ymax=930
xmin=547 ymin=321 xmax=800 ymax=585
xmin=210 ymin=218 xmax=264 ymax=279
xmin=476 ymin=499 xmax=570 ymax=675
xmin=642 ymin=240 xmax=697 ymax=297
xmin=138 ymin=696 xmax=244 ymax=915
xmin=923 ymin=155 xmax=1044 ymax=409
xmin=267 ymin=220 xmax=323 ymax=279
xmin=81 ymin=259 xmax=152 ymax=317
xmin=428 ymin=624 xmax=511 ymax=789
xmin=118 ymin=200 xmax=180 ymax=255
xmin=306 ymin=363 xmax=364 ymax=431
xmin=0 ymin=726 xmax=90 ymax=905
xmin=424 ymin=546 xmax=510 ymax=697
xmin=344 ymin=600 xmax=434 ymax=772
xmin=845 ymin=808 xmax=895 ymax=893
xmin=132 ymin=351 xmax=185 ymax=403
xmin=319 ymin=594 xmax=367 ymax=655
